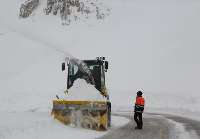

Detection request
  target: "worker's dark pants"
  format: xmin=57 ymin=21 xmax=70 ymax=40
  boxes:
xmin=134 ymin=112 xmax=143 ymax=129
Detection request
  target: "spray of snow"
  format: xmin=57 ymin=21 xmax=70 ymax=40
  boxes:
xmin=70 ymin=109 xmax=83 ymax=127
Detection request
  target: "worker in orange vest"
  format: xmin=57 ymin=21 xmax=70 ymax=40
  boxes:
xmin=134 ymin=91 xmax=145 ymax=129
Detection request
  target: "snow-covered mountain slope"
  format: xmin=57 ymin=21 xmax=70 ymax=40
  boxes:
xmin=0 ymin=0 xmax=200 ymax=138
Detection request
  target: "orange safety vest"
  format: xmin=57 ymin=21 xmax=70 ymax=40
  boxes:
xmin=135 ymin=96 xmax=145 ymax=106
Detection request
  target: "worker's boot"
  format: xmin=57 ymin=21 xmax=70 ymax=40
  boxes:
xmin=138 ymin=125 xmax=142 ymax=129
xmin=135 ymin=126 xmax=140 ymax=129
xmin=135 ymin=123 xmax=142 ymax=129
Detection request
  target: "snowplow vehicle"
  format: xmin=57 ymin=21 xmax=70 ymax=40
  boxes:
xmin=51 ymin=57 xmax=111 ymax=131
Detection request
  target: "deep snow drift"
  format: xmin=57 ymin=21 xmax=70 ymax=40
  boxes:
xmin=0 ymin=112 xmax=129 ymax=139
xmin=63 ymin=79 xmax=106 ymax=100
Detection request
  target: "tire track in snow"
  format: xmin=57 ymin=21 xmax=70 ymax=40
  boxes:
xmin=164 ymin=114 xmax=200 ymax=138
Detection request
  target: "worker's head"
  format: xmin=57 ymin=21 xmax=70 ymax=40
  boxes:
xmin=137 ymin=91 xmax=143 ymax=96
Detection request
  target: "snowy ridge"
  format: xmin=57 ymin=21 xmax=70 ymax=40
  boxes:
xmin=19 ymin=0 xmax=110 ymax=25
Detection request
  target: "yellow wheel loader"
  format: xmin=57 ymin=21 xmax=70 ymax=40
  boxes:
xmin=51 ymin=57 xmax=111 ymax=131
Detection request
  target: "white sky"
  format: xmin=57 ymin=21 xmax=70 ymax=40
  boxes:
xmin=68 ymin=0 xmax=200 ymax=95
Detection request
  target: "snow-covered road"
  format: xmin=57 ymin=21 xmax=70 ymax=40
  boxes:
xmin=98 ymin=113 xmax=200 ymax=139
xmin=165 ymin=114 xmax=200 ymax=138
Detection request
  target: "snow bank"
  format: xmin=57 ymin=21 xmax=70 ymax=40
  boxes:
xmin=111 ymin=115 xmax=130 ymax=128
xmin=0 ymin=112 xmax=129 ymax=139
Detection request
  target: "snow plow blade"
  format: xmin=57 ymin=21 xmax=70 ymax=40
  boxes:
xmin=51 ymin=100 xmax=111 ymax=131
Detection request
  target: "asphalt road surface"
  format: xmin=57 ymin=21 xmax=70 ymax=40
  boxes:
xmin=98 ymin=112 xmax=200 ymax=139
